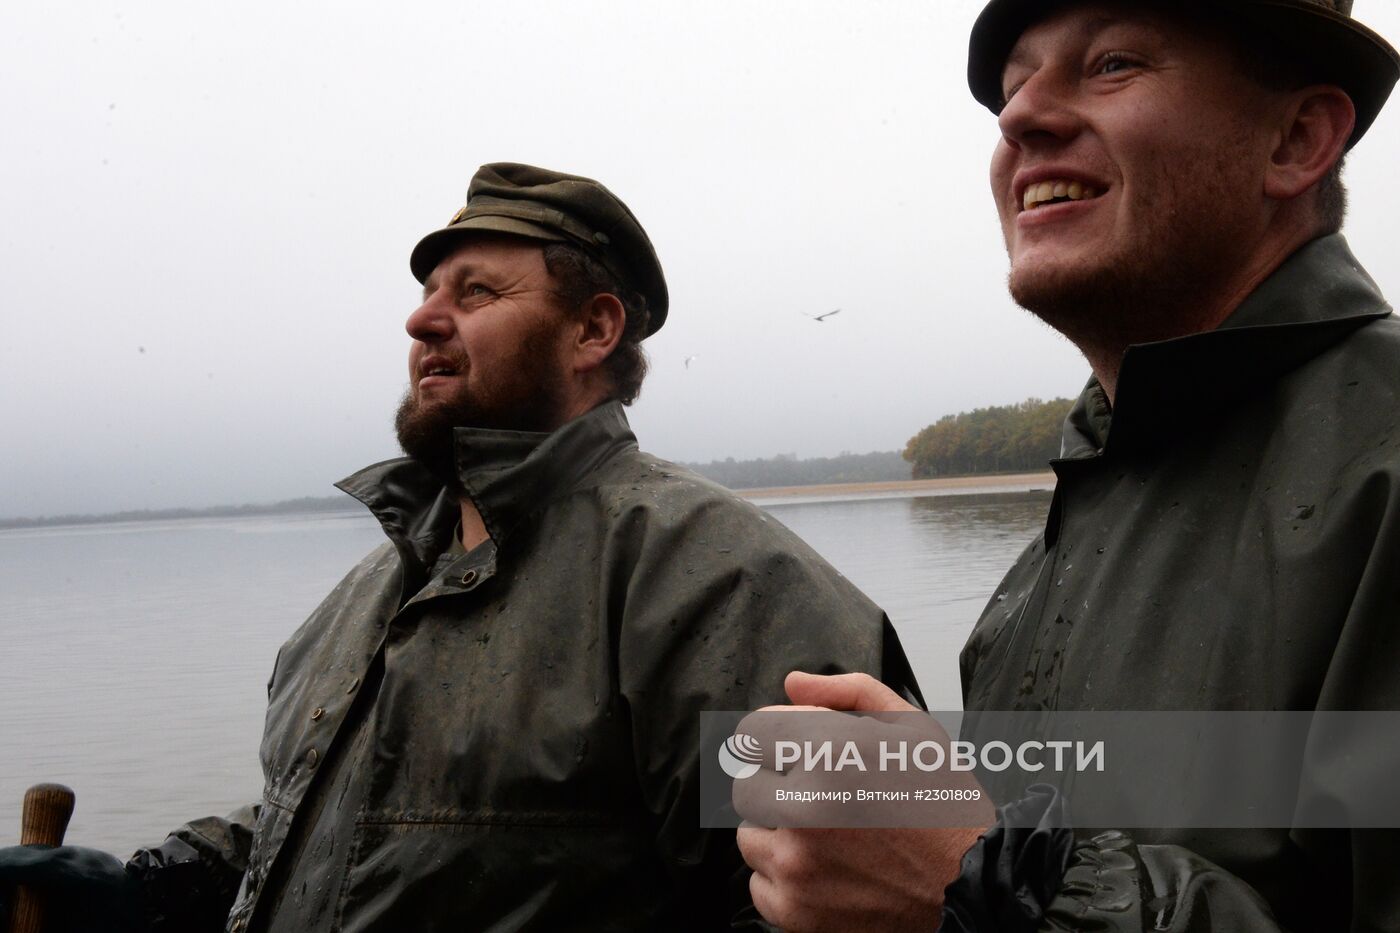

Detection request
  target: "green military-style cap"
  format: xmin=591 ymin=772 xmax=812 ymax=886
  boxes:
xmin=967 ymin=0 xmax=1399 ymax=148
xmin=410 ymin=163 xmax=670 ymax=336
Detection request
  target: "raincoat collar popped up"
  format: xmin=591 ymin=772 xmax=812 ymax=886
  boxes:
xmin=1059 ymin=234 xmax=1392 ymax=460
xmin=334 ymin=400 xmax=637 ymax=575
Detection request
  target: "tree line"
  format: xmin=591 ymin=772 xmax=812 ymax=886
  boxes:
xmin=682 ymin=450 xmax=908 ymax=489
xmin=5 ymin=401 xmax=1074 ymax=526
xmin=902 ymin=397 xmax=1074 ymax=478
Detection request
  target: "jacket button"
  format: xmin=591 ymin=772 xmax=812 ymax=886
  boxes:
xmin=460 ymin=569 xmax=478 ymax=586
xmin=346 ymin=678 xmax=360 ymax=695
xmin=306 ymin=747 xmax=319 ymax=767
xmin=311 ymin=707 xmax=324 ymax=721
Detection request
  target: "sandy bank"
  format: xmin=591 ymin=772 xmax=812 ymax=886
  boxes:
xmin=734 ymin=471 xmax=1056 ymax=502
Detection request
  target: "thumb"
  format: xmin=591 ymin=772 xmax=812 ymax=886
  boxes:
xmin=784 ymin=671 xmax=915 ymax=712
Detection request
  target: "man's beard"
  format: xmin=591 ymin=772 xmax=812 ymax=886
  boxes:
xmin=1008 ymin=245 xmax=1204 ymax=351
xmin=394 ymin=324 xmax=570 ymax=491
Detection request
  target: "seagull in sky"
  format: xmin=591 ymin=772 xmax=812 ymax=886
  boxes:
xmin=803 ymin=308 xmax=842 ymax=322
xmin=684 ymin=355 xmax=698 ymax=369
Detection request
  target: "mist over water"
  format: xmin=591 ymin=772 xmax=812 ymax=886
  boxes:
xmin=0 ymin=490 xmax=1048 ymax=853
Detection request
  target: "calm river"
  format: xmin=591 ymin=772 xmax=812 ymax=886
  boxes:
xmin=0 ymin=486 xmax=1049 ymax=853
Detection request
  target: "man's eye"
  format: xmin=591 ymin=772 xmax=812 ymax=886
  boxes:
xmin=1096 ymin=53 xmax=1138 ymax=75
xmin=1001 ymin=74 xmax=1028 ymax=104
xmin=463 ymin=283 xmax=492 ymax=299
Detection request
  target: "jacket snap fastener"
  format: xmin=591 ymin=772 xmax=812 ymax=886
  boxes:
xmin=307 ymin=747 xmax=319 ymax=767
xmin=346 ymin=678 xmax=360 ymax=694
xmin=461 ymin=569 xmax=478 ymax=586
xmin=311 ymin=707 xmax=324 ymax=721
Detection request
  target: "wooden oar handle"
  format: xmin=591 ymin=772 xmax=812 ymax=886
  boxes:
xmin=9 ymin=784 xmax=75 ymax=933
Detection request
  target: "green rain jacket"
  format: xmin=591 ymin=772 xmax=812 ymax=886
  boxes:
xmin=958 ymin=235 xmax=1400 ymax=932
xmin=127 ymin=402 xmax=918 ymax=932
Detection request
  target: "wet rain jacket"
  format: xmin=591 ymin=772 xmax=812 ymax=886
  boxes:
xmin=951 ymin=236 xmax=1400 ymax=932
xmin=126 ymin=402 xmax=917 ymax=932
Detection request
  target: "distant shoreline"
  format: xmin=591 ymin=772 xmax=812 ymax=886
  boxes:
xmin=0 ymin=497 xmax=360 ymax=531
xmin=0 ymin=472 xmax=1058 ymax=530
xmin=735 ymin=472 xmax=1056 ymax=501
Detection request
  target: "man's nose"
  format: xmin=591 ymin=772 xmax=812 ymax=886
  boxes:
xmin=405 ymin=294 xmax=453 ymax=342
xmin=997 ymin=67 xmax=1081 ymax=151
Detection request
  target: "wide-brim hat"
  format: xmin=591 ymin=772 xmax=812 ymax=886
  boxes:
xmin=410 ymin=162 xmax=669 ymax=336
xmin=968 ymin=0 xmax=1400 ymax=147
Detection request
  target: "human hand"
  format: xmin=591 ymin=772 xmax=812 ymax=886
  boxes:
xmin=0 ymin=844 xmax=141 ymax=933
xmin=735 ymin=671 xmax=992 ymax=932
xmin=782 ymin=670 xmax=920 ymax=713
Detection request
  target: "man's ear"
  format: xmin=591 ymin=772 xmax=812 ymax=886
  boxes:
xmin=1263 ymin=85 xmax=1354 ymax=202
xmin=570 ymin=293 xmax=626 ymax=375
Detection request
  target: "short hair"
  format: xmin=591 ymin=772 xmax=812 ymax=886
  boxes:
xmin=542 ymin=242 xmax=651 ymax=405
xmin=1208 ymin=9 xmax=1349 ymax=232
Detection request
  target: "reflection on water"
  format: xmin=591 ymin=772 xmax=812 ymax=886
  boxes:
xmin=0 ymin=490 xmax=1049 ymax=852
xmin=765 ymin=491 xmax=1050 ymax=710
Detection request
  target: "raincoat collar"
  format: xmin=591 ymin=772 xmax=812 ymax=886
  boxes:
xmin=1059 ymin=234 xmax=1392 ymax=460
xmin=335 ymin=401 xmax=638 ymax=571
xmin=452 ymin=400 xmax=638 ymax=544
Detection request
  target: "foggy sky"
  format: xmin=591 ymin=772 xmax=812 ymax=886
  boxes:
xmin=4 ymin=1 xmax=1400 ymax=519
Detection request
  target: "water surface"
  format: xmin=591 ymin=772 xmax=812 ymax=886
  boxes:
xmin=0 ymin=490 xmax=1048 ymax=852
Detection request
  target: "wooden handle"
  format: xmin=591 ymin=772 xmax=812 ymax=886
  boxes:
xmin=10 ymin=784 xmax=75 ymax=933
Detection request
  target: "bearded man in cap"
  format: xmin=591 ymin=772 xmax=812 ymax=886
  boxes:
xmin=739 ymin=2 xmax=1400 ymax=931
xmin=0 ymin=163 xmax=918 ymax=932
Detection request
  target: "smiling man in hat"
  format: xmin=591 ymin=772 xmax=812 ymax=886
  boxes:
xmin=0 ymin=163 xmax=918 ymax=931
xmin=739 ymin=2 xmax=1400 ymax=931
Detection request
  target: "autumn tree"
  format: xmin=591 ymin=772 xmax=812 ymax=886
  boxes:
xmin=903 ymin=398 xmax=1073 ymax=478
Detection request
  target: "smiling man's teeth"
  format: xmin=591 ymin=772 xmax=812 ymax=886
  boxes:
xmin=1023 ymin=180 xmax=1099 ymax=211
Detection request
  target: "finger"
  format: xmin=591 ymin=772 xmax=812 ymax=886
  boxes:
xmin=732 ymin=767 xmax=782 ymax=825
xmin=736 ymin=823 xmax=775 ymax=871
xmin=748 ymin=862 xmax=800 ymax=931
xmin=736 ymin=707 xmax=848 ymax=762
xmin=737 ymin=704 xmax=834 ymax=741
xmin=784 ymin=671 xmax=915 ymax=713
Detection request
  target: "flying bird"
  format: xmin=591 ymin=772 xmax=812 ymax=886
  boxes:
xmin=684 ymin=355 xmax=698 ymax=369
xmin=803 ymin=309 xmax=842 ymax=322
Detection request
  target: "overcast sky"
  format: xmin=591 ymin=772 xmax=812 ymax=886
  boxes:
xmin=4 ymin=1 xmax=1400 ymax=519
